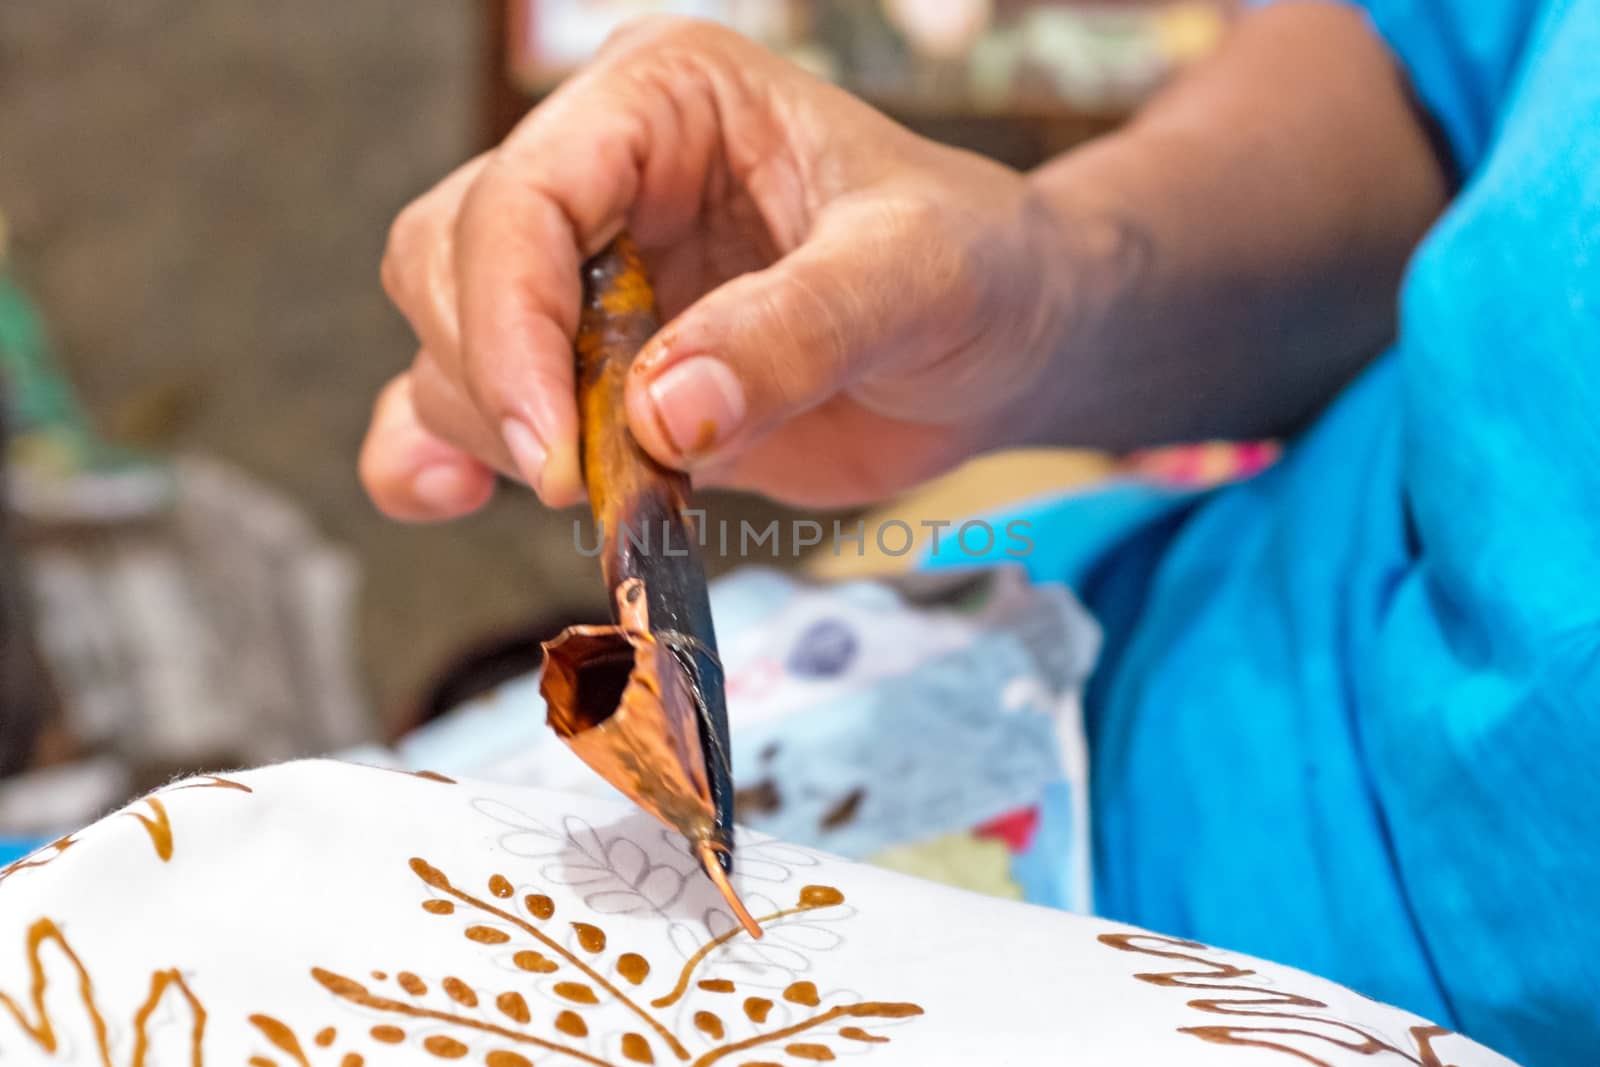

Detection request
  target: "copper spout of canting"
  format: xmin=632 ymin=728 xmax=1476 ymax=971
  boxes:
xmin=541 ymin=578 xmax=762 ymax=938
xmin=697 ymin=840 xmax=761 ymax=938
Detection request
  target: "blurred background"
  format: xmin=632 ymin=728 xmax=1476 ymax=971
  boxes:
xmin=0 ymin=0 xmax=1254 ymax=839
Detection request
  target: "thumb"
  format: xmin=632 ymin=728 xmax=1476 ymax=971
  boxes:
xmin=625 ymin=213 xmax=920 ymax=469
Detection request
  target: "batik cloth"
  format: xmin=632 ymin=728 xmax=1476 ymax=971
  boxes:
xmin=0 ymin=760 xmax=1517 ymax=1066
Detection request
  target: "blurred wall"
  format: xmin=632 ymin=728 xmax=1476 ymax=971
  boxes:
xmin=0 ymin=2 xmax=619 ymax=726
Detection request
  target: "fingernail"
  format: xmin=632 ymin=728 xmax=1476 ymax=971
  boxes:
xmin=412 ymin=464 xmax=470 ymax=511
xmin=646 ymin=356 xmax=746 ymax=457
xmin=501 ymin=418 xmax=549 ymax=492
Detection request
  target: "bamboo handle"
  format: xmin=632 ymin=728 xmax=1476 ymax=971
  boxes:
xmin=572 ymin=235 xmax=737 ymax=869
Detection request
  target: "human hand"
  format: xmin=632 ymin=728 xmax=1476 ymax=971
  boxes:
xmin=360 ymin=17 xmax=1070 ymax=520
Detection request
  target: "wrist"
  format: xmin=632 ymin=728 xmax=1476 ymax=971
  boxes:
xmin=976 ymin=161 xmax=1148 ymax=452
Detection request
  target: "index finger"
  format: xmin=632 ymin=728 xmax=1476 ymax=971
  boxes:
xmin=448 ymin=19 xmax=737 ymax=505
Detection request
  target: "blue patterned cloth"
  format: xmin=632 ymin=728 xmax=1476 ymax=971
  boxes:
xmin=387 ymin=566 xmax=1101 ymax=912
xmin=928 ymin=3 xmax=1599 ymax=1063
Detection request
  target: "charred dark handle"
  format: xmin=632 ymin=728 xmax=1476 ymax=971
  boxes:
xmin=576 ymin=235 xmax=736 ymax=867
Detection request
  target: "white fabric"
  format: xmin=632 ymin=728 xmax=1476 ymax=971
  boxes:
xmin=0 ymin=760 xmax=1513 ymax=1066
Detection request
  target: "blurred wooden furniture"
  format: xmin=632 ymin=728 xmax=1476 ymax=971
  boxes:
xmin=6 ymin=457 xmax=370 ymax=826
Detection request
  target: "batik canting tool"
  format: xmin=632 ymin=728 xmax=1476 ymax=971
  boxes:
xmin=538 ymin=235 xmax=758 ymax=938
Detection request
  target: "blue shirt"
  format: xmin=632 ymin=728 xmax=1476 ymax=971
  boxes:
xmin=931 ymin=2 xmax=1599 ymax=1062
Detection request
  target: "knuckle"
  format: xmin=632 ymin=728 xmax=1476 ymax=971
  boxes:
xmin=380 ymin=200 xmax=429 ymax=302
xmin=449 ymin=156 xmax=515 ymax=253
xmin=357 ymin=420 xmax=393 ymax=495
xmin=893 ymin=198 xmax=985 ymax=331
xmin=374 ymin=371 xmax=412 ymax=415
xmin=801 ymin=280 xmax=855 ymax=377
xmin=357 ymin=448 xmax=386 ymax=500
xmin=763 ymin=271 xmax=852 ymax=407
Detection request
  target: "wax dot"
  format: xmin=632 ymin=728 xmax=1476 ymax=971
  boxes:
xmin=423 ymin=1034 xmax=468 ymax=1059
xmin=571 ymin=922 xmax=606 ymax=952
xmin=839 ymin=1027 xmax=888 ymax=1043
xmin=620 ymin=1033 xmax=655 ymax=1064
xmin=785 ymin=1044 xmax=835 ymax=1061
xmin=442 ymin=976 xmax=477 ymax=1007
xmin=617 ymin=953 xmax=650 ymax=984
xmin=798 ymin=885 xmax=844 ymax=908
xmin=554 ymin=981 xmax=597 ymax=1004
xmin=783 ymin=981 xmax=819 ymax=1006
xmin=513 ymin=950 xmax=557 ymax=974
xmin=496 ymin=991 xmax=530 ymax=1024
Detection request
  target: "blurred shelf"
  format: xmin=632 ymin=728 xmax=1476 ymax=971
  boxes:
xmin=483 ymin=1 xmax=1235 ymax=163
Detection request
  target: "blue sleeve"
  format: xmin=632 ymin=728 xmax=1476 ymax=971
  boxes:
xmin=1369 ymin=2 xmax=1600 ymax=1057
